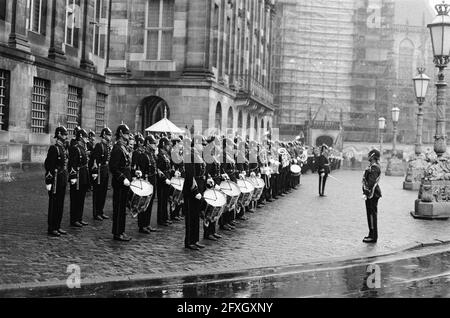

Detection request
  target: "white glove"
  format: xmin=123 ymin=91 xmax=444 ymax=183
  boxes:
xmin=320 ymin=173 xmax=325 ymax=177
xmin=46 ymin=184 xmax=52 ymax=191
xmin=174 ymin=170 xmax=181 ymax=178
xmin=92 ymin=174 xmax=98 ymax=180
xmin=165 ymin=179 xmax=171 ymax=186
xmin=294 ymin=159 xmax=298 ymax=164
xmin=257 ymin=173 xmax=261 ymax=178
xmin=195 ymin=193 xmax=202 ymax=200
xmin=123 ymin=179 xmax=131 ymax=187
xmin=215 ymin=185 xmax=221 ymax=191
xmin=70 ymin=179 xmax=77 ymax=185
xmin=136 ymin=170 xmax=142 ymax=178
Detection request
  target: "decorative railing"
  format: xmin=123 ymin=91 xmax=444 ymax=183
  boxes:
xmin=235 ymin=75 xmax=274 ymax=106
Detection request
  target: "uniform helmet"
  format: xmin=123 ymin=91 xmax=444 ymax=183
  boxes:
xmin=88 ymin=130 xmax=96 ymax=138
xmin=158 ymin=136 xmax=171 ymax=149
xmin=171 ymin=136 xmax=182 ymax=146
xmin=320 ymin=144 xmax=329 ymax=153
xmin=100 ymin=127 xmax=112 ymax=138
xmin=76 ymin=128 xmax=88 ymax=140
xmin=192 ymin=135 xmax=206 ymax=147
xmin=135 ymin=132 xmax=145 ymax=144
xmin=368 ymin=149 xmax=381 ymax=161
xmin=144 ymin=134 xmax=157 ymax=146
xmin=73 ymin=126 xmax=81 ymax=136
xmin=54 ymin=125 xmax=68 ymax=139
xmin=115 ymin=124 xmax=130 ymax=138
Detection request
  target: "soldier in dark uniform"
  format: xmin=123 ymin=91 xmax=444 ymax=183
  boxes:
xmin=170 ymin=137 xmax=184 ymax=221
xmin=45 ymin=125 xmax=69 ymax=237
xmin=156 ymin=137 xmax=174 ymax=226
xmin=317 ymin=144 xmax=331 ymax=197
xmin=220 ymin=137 xmax=237 ymax=231
xmin=131 ymin=133 xmax=152 ymax=234
xmin=362 ymin=149 xmax=382 ymax=243
xmin=204 ymin=136 xmax=223 ymax=241
xmin=87 ymin=130 xmax=96 ymax=159
xmin=69 ymin=126 xmax=81 ymax=148
xmin=183 ymin=137 xmax=204 ymax=250
xmin=91 ymin=127 xmax=112 ymax=221
xmin=68 ymin=128 xmax=90 ymax=228
xmin=140 ymin=134 xmax=159 ymax=233
xmin=109 ymin=124 xmax=133 ymax=241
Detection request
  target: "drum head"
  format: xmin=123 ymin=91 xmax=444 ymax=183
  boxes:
xmin=220 ymin=181 xmax=241 ymax=197
xmin=203 ymin=189 xmax=227 ymax=207
xmin=130 ymin=180 xmax=153 ymax=197
xmin=291 ymin=165 xmax=301 ymax=174
xmin=249 ymin=177 xmax=265 ymax=188
xmin=170 ymin=177 xmax=184 ymax=191
xmin=237 ymin=179 xmax=255 ymax=193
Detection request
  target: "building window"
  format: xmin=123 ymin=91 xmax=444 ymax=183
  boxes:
xmin=67 ymin=86 xmax=82 ymax=135
xmin=0 ymin=0 xmax=6 ymax=21
xmin=95 ymin=93 xmax=107 ymax=134
xmin=65 ymin=0 xmax=80 ymax=47
xmin=93 ymin=0 xmax=107 ymax=58
xmin=0 ymin=70 xmax=10 ymax=131
xmin=145 ymin=0 xmax=174 ymax=60
xmin=31 ymin=78 xmax=50 ymax=134
xmin=27 ymin=0 xmax=47 ymax=35
xmin=212 ymin=4 xmax=219 ymax=68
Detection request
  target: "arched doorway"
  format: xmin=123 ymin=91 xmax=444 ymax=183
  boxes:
xmin=261 ymin=118 xmax=264 ymax=135
xmin=316 ymin=135 xmax=334 ymax=147
xmin=215 ymin=102 xmax=222 ymax=131
xmin=254 ymin=117 xmax=258 ymax=140
xmin=227 ymin=107 xmax=233 ymax=130
xmin=141 ymin=96 xmax=170 ymax=132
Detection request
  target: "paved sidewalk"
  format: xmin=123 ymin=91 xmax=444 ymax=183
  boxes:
xmin=1 ymin=170 xmax=450 ymax=290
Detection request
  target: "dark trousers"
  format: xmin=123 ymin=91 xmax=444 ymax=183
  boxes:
xmin=271 ymin=174 xmax=278 ymax=198
xmin=365 ymin=198 xmax=379 ymax=240
xmin=203 ymin=218 xmax=217 ymax=238
xmin=138 ymin=178 xmax=156 ymax=229
xmin=157 ymin=180 xmax=170 ymax=224
xmin=112 ymin=182 xmax=129 ymax=236
xmin=318 ymin=173 xmax=328 ymax=196
xmin=48 ymin=186 xmax=66 ymax=232
xmin=70 ymin=185 xmax=88 ymax=224
xmin=92 ymin=176 xmax=109 ymax=217
xmin=185 ymin=195 xmax=200 ymax=246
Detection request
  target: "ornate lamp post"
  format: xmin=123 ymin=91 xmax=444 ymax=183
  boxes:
xmin=385 ymin=107 xmax=404 ymax=176
xmin=404 ymin=68 xmax=430 ymax=190
xmin=378 ymin=117 xmax=385 ymax=155
xmin=412 ymin=2 xmax=450 ymax=219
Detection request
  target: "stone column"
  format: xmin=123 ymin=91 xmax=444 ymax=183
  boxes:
xmin=415 ymin=104 xmax=424 ymax=155
xmin=8 ymin=0 xmax=30 ymax=52
xmin=218 ymin=0 xmax=226 ymax=83
xmin=80 ymin=0 xmax=95 ymax=70
xmin=48 ymin=0 xmax=66 ymax=61
xmin=183 ymin=0 xmax=214 ymax=78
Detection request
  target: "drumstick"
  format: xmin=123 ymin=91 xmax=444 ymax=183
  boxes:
xmin=130 ymin=183 xmax=143 ymax=190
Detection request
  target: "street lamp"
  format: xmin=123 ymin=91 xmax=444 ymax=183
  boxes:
xmin=428 ymin=1 xmax=450 ymax=157
xmin=391 ymin=106 xmax=400 ymax=155
xmin=378 ymin=117 xmax=386 ymax=155
xmin=412 ymin=68 xmax=430 ymax=155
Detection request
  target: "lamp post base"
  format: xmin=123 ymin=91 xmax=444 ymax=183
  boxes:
xmin=403 ymin=156 xmax=428 ymax=191
xmin=411 ymin=199 xmax=450 ymax=220
xmin=385 ymin=157 xmax=405 ymax=176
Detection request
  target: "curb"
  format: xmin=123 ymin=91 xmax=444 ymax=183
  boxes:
xmin=2 ymin=240 xmax=450 ymax=298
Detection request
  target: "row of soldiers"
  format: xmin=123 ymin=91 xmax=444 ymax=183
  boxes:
xmin=44 ymin=123 xmax=308 ymax=249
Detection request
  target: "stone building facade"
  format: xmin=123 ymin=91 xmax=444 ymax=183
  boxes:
xmin=0 ymin=0 xmax=276 ymax=176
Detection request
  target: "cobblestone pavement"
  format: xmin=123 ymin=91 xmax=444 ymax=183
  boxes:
xmin=1 ymin=170 xmax=450 ymax=286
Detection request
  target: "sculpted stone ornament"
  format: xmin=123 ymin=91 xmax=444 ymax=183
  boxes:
xmin=404 ymin=154 xmax=429 ymax=190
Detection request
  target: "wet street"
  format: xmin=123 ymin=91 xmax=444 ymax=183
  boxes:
xmin=2 ymin=170 xmax=450 ymax=296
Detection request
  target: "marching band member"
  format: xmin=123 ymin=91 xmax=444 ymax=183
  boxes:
xmin=183 ymin=136 xmax=205 ymax=250
xmin=220 ymin=137 xmax=237 ymax=231
xmin=156 ymin=137 xmax=173 ymax=226
xmin=68 ymin=128 xmax=90 ymax=228
xmin=170 ymin=137 xmax=184 ymax=222
xmin=131 ymin=133 xmax=151 ymax=234
xmin=317 ymin=144 xmax=331 ymax=197
xmin=45 ymin=125 xmax=69 ymax=237
xmin=269 ymin=141 xmax=280 ymax=200
xmin=87 ymin=130 xmax=96 ymax=160
xmin=110 ymin=124 xmax=133 ymax=241
xmin=362 ymin=149 xmax=382 ymax=243
xmin=204 ymin=136 xmax=223 ymax=241
xmin=142 ymin=134 xmax=159 ymax=233
xmin=91 ymin=127 xmax=112 ymax=221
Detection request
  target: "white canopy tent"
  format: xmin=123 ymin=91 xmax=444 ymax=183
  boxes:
xmin=144 ymin=108 xmax=185 ymax=134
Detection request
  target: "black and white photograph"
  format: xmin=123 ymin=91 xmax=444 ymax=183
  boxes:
xmin=1 ymin=0 xmax=450 ymax=302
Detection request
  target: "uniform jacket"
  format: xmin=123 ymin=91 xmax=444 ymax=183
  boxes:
xmin=109 ymin=141 xmax=132 ymax=185
xmin=91 ymin=141 xmax=111 ymax=181
xmin=68 ymin=142 xmax=90 ymax=186
xmin=317 ymin=155 xmax=331 ymax=175
xmin=363 ymin=162 xmax=382 ymax=199
xmin=157 ymin=149 xmax=173 ymax=181
xmin=44 ymin=141 xmax=68 ymax=187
